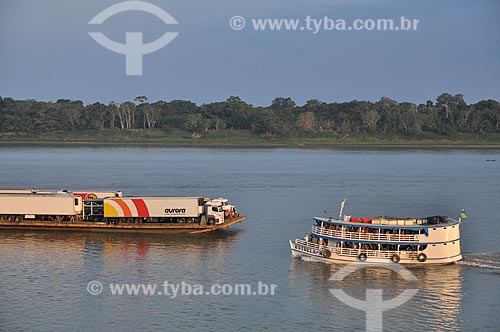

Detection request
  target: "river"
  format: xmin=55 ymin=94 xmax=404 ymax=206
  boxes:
xmin=0 ymin=147 xmax=499 ymax=331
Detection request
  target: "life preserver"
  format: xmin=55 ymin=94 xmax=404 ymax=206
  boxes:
xmin=417 ymin=253 xmax=427 ymax=263
xmin=322 ymin=249 xmax=332 ymax=258
xmin=358 ymin=253 xmax=368 ymax=262
xmin=391 ymin=254 xmax=400 ymax=263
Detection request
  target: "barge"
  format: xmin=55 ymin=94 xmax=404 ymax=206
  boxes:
xmin=0 ymin=190 xmax=246 ymax=234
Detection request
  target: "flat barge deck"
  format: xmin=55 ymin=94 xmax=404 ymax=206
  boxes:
xmin=0 ymin=216 xmax=247 ymax=234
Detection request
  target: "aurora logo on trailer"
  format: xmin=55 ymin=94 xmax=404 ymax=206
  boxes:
xmin=105 ymin=198 xmax=150 ymax=217
xmin=164 ymin=208 xmax=186 ymax=214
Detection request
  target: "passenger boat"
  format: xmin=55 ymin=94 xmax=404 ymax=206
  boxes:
xmin=289 ymin=200 xmax=463 ymax=265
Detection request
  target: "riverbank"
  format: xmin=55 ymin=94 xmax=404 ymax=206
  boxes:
xmin=1 ymin=130 xmax=499 ymax=148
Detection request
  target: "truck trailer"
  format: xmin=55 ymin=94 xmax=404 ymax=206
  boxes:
xmin=0 ymin=193 xmax=83 ymax=222
xmin=101 ymin=197 xmax=226 ymax=224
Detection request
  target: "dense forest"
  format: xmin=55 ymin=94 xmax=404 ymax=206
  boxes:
xmin=0 ymin=94 xmax=499 ymax=139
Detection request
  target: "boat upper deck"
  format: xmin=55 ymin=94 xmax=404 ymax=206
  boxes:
xmin=313 ymin=216 xmax=460 ymax=229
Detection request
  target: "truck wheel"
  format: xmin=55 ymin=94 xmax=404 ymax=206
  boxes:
xmin=7 ymin=215 xmax=15 ymax=222
xmin=187 ymin=218 xmax=194 ymax=224
xmin=14 ymin=215 xmax=22 ymax=222
xmin=200 ymin=216 xmax=207 ymax=225
xmin=178 ymin=218 xmax=186 ymax=224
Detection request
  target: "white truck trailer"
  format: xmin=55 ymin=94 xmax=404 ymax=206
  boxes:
xmin=103 ymin=197 xmax=226 ymax=224
xmin=0 ymin=193 xmax=83 ymax=222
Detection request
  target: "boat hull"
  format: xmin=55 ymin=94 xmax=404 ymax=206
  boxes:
xmin=0 ymin=216 xmax=247 ymax=234
xmin=289 ymin=240 xmax=461 ymax=265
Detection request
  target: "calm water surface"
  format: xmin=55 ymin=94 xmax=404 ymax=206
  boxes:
xmin=0 ymin=147 xmax=499 ymax=332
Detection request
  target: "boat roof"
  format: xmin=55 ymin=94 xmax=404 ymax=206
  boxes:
xmin=313 ymin=216 xmax=460 ymax=229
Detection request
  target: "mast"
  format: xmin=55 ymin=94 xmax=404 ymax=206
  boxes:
xmin=338 ymin=198 xmax=347 ymax=220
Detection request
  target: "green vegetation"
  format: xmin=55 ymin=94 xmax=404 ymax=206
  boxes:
xmin=0 ymin=94 xmax=499 ymax=147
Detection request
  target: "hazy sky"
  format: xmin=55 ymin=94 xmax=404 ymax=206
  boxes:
xmin=1 ymin=0 xmax=499 ymax=105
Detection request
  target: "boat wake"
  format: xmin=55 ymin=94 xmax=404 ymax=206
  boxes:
xmin=457 ymin=252 xmax=500 ymax=270
xmin=299 ymin=255 xmax=323 ymax=263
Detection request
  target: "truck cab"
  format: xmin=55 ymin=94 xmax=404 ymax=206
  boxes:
xmin=204 ymin=201 xmax=225 ymax=225
xmin=212 ymin=198 xmax=237 ymax=219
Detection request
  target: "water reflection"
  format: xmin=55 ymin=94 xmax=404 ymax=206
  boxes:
xmin=0 ymin=230 xmax=242 ymax=277
xmin=289 ymin=258 xmax=463 ymax=331
xmin=0 ymin=229 xmax=241 ymax=253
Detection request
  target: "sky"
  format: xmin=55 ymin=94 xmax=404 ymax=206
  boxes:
xmin=0 ymin=0 xmax=499 ymax=106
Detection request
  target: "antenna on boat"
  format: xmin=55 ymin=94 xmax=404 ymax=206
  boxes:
xmin=338 ymin=197 xmax=347 ymax=220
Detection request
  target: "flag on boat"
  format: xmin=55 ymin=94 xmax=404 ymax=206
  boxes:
xmin=460 ymin=209 xmax=468 ymax=220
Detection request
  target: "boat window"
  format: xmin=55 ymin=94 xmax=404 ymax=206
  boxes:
xmin=74 ymin=198 xmax=79 ymax=206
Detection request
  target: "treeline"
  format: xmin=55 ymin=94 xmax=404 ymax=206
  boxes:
xmin=0 ymin=94 xmax=499 ymax=137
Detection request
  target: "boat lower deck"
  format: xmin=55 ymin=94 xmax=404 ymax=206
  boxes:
xmin=290 ymin=239 xmax=461 ymax=265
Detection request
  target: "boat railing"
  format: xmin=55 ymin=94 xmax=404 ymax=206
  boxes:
xmin=312 ymin=226 xmax=420 ymax=243
xmin=332 ymin=248 xmax=417 ymax=259
xmin=293 ymin=239 xmax=418 ymax=259
xmin=292 ymin=239 xmax=328 ymax=255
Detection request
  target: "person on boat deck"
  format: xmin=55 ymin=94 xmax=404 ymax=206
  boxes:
xmin=304 ymin=233 xmax=309 ymax=242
